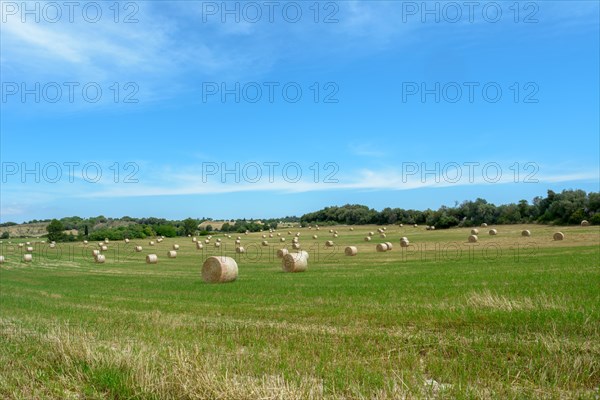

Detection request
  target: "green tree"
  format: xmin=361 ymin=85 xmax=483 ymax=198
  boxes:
xmin=47 ymin=219 xmax=65 ymax=242
xmin=182 ymin=218 xmax=198 ymax=236
xmin=0 ymin=231 xmax=9 ymax=239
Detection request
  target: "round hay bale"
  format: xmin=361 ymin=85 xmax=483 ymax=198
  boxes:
xmin=168 ymin=250 xmax=177 ymax=258
xmin=329 ymin=229 xmax=333 ymax=233
xmin=202 ymin=256 xmax=238 ymax=283
xmin=135 ymin=246 xmax=143 ymax=252
xmin=325 ymin=240 xmax=334 ymax=247
xmin=262 ymin=234 xmax=266 ymax=238
xmin=49 ymin=243 xmax=56 ymax=248
xmin=0 ymin=256 xmax=5 ymax=264
xmin=292 ymin=237 xmax=299 ymax=243
xmin=316 ymin=227 xmax=320 ymax=231
xmin=269 ymin=234 xmax=274 ymax=238
xmin=481 ymin=223 xmax=488 ymax=227
xmin=104 ymin=238 xmax=109 ymax=243
xmin=196 ymin=242 xmax=204 ymax=250
xmin=280 ymin=238 xmax=285 ymax=242
xmin=214 ymin=242 xmax=221 ymax=248
xmin=98 ymin=242 xmax=104 ymax=247
xmin=277 ymin=248 xmax=289 ymax=258
xmin=400 ymin=239 xmax=410 ymax=248
xmin=385 ymin=242 xmax=393 ymax=250
xmin=334 ymin=231 xmax=338 ymax=234
xmin=430 ymin=226 xmax=435 ymax=230
xmin=377 ymin=228 xmax=383 ymax=233
xmin=522 ymin=230 xmax=531 ymax=237
xmin=298 ymin=250 xmax=309 ymax=260
xmin=18 ymin=243 xmax=24 ymax=248
xmin=376 ymin=243 xmax=389 ymax=252
xmin=26 ymin=247 xmax=34 ymax=253
xmin=236 ymin=246 xmax=245 ymax=254
xmin=124 ymin=238 xmax=130 ymax=243
xmin=489 ymin=229 xmax=497 ymax=236
xmin=92 ymin=249 xmax=100 ymax=256
xmin=101 ymin=245 xmax=108 ymax=251
xmin=277 ymin=233 xmax=281 ymax=236
xmin=468 ymin=234 xmax=478 ymax=243
xmin=237 ymin=236 xmax=241 ymax=240
xmin=350 ymin=227 xmax=354 ymax=231
xmin=83 ymin=240 xmax=88 ymax=244
xmin=296 ymin=232 xmax=301 ymax=237
xmin=157 ymin=238 xmax=163 ymax=243
xmin=146 ymin=254 xmax=158 ymax=264
xmin=216 ymin=238 xmax=221 ymax=242
xmin=581 ymin=220 xmax=590 ymax=226
xmin=23 ymin=254 xmax=32 ymax=262
xmin=345 ymin=246 xmax=358 ymax=256
xmin=292 ymin=243 xmax=301 ymax=250
xmin=413 ymin=224 xmax=418 ymax=228
xmin=204 ymin=239 xmax=210 ymax=244
xmin=368 ymin=232 xmax=374 ymax=236
xmin=149 ymin=241 xmax=155 ymax=246
xmin=235 ymin=239 xmax=241 ymax=244
xmin=313 ymin=235 xmax=318 ymax=239
xmin=471 ymin=229 xmax=479 ymax=235
xmin=227 ymin=235 xmax=232 ymax=239
xmin=173 ymin=244 xmax=180 ymax=250
xmin=95 ymin=254 xmax=106 ymax=263
xmin=207 ymin=236 xmax=212 ymax=239
xmin=192 ymin=237 xmax=197 ymax=242
xmin=282 ymin=252 xmax=308 ymax=273
xmin=333 ymin=234 xmax=338 ymax=238
xmin=364 ymin=236 xmax=372 ymax=242
xmin=262 ymin=240 xmax=269 ymax=246
xmin=553 ymin=232 xmax=565 ymax=241
xmin=399 ymin=224 xmax=403 ymax=227
xmin=380 ymin=233 xmax=386 ymax=238
xmin=288 ymin=231 xmax=292 ymax=235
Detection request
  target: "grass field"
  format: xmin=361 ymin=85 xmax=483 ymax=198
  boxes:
xmin=1 ymin=224 xmax=599 ymax=399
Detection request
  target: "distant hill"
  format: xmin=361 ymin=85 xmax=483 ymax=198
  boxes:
xmin=0 ymin=219 xmax=136 ymax=238
xmin=0 ymin=222 xmax=50 ymax=238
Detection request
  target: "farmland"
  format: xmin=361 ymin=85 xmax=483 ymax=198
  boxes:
xmin=1 ymin=224 xmax=598 ymax=399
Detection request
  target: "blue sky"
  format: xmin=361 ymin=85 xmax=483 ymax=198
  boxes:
xmin=1 ymin=1 xmax=599 ymax=222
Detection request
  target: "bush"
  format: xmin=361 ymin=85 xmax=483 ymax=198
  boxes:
xmin=0 ymin=231 xmax=9 ymax=239
xmin=154 ymin=224 xmax=177 ymax=237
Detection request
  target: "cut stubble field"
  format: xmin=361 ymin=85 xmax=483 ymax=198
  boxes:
xmin=1 ymin=224 xmax=599 ymax=399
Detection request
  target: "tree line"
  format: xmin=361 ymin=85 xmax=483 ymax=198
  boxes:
xmin=2 ymin=189 xmax=596 ymax=242
xmin=300 ymin=190 xmax=600 ymax=228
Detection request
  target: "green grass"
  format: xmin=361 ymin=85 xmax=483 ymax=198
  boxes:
xmin=1 ymin=224 xmax=599 ymax=399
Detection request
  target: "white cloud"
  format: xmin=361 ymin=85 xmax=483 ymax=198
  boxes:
xmin=70 ymin=164 xmax=599 ymax=199
xmin=348 ymin=143 xmax=387 ymax=158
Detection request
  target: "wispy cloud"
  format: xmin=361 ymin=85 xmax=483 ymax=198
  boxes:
xmin=68 ymin=165 xmax=599 ymax=199
xmin=348 ymin=143 xmax=387 ymax=158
